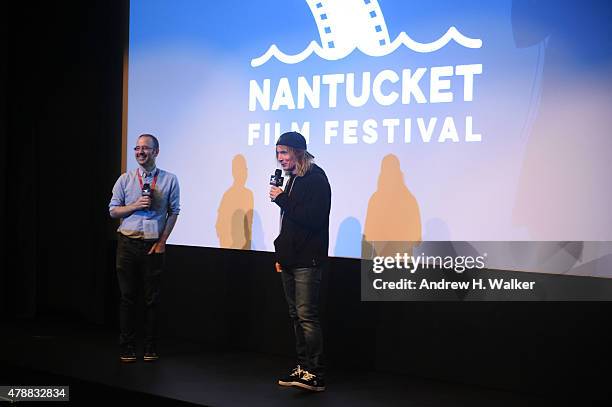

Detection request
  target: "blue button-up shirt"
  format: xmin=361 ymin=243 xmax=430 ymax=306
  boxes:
xmin=109 ymin=166 xmax=180 ymax=239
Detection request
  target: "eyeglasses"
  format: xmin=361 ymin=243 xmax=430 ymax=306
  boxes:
xmin=133 ymin=146 xmax=154 ymax=152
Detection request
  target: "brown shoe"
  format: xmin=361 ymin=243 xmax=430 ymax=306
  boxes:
xmin=143 ymin=344 xmax=159 ymax=362
xmin=120 ymin=346 xmax=137 ymax=363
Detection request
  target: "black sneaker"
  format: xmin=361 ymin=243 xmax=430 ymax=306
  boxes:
xmin=143 ymin=344 xmax=159 ymax=362
xmin=277 ymin=365 xmax=303 ymax=386
xmin=120 ymin=345 xmax=137 ymax=363
xmin=294 ymin=370 xmax=325 ymax=392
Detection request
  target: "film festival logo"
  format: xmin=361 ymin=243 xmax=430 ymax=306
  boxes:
xmin=247 ymin=0 xmax=484 ymax=146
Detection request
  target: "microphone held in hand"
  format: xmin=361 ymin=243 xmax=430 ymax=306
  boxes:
xmin=142 ymin=182 xmax=152 ymax=209
xmin=270 ymin=169 xmax=284 ymax=187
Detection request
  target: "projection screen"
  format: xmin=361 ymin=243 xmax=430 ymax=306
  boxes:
xmin=127 ymin=0 xmax=612 ymax=277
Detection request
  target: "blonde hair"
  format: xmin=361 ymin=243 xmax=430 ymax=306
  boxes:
xmin=285 ymin=146 xmax=314 ymax=177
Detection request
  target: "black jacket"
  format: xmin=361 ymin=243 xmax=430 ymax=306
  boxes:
xmin=273 ymin=164 xmax=331 ymax=268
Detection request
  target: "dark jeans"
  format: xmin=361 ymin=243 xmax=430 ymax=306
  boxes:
xmin=116 ymin=233 xmax=164 ymax=348
xmin=281 ymin=267 xmax=324 ymax=378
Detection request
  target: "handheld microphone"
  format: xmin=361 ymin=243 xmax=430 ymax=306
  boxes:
xmin=270 ymin=169 xmax=284 ymax=187
xmin=142 ymin=183 xmax=152 ymax=209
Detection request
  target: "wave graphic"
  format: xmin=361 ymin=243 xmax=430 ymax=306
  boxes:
xmin=250 ymin=27 xmax=482 ymax=68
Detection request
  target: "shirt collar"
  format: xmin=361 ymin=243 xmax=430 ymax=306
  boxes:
xmin=138 ymin=166 xmax=158 ymax=178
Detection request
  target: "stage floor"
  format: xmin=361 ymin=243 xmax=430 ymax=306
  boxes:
xmin=0 ymin=319 xmax=556 ymax=406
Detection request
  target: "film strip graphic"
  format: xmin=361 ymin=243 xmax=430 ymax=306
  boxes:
xmin=251 ymin=0 xmax=482 ymax=67
xmin=305 ymin=0 xmax=390 ymax=57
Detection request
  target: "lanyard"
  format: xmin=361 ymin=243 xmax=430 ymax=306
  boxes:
xmin=137 ymin=168 xmax=158 ymax=191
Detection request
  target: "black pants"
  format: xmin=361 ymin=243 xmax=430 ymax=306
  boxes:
xmin=116 ymin=233 xmax=164 ymax=347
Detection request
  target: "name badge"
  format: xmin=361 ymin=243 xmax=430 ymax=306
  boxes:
xmin=143 ymin=219 xmax=159 ymax=240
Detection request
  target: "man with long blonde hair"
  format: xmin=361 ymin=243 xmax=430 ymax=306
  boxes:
xmin=269 ymin=131 xmax=331 ymax=392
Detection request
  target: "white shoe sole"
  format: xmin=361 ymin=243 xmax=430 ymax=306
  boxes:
xmin=293 ymin=382 xmax=325 ymax=392
xmin=277 ymin=380 xmax=297 ymax=386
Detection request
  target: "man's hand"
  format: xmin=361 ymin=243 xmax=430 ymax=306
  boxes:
xmin=269 ymin=186 xmax=284 ymax=201
xmin=275 ymin=262 xmax=282 ymax=273
xmin=132 ymin=196 xmax=151 ymax=210
xmin=148 ymin=240 xmax=166 ymax=254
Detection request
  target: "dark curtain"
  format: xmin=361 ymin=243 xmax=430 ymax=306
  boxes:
xmin=2 ymin=1 xmax=128 ymax=322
